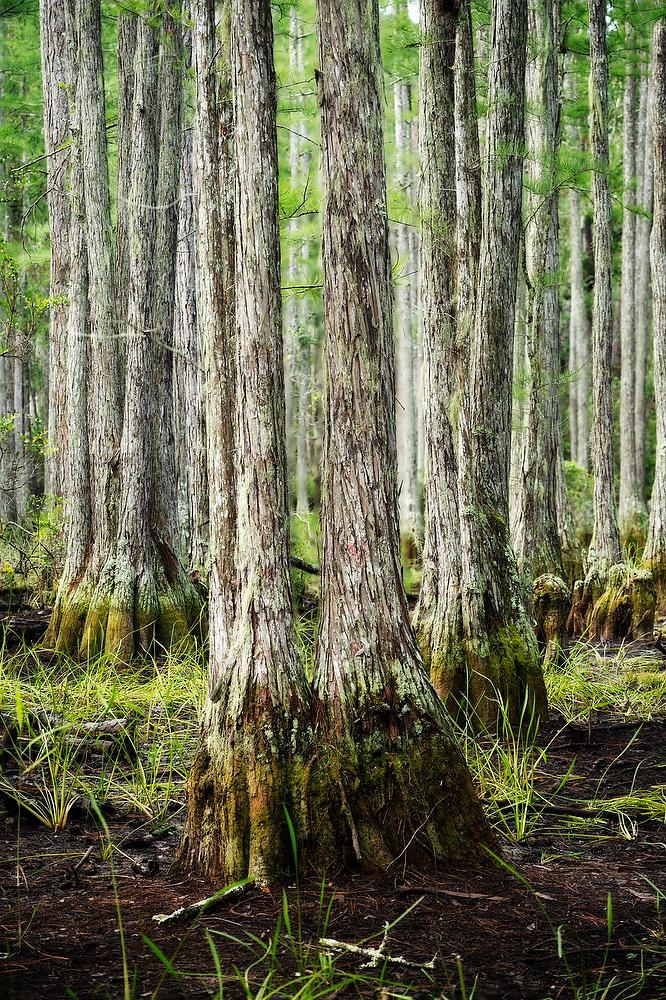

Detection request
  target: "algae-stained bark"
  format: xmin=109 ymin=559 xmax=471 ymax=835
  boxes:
xmin=588 ymin=0 xmax=622 ymax=572
xmin=44 ymin=0 xmax=91 ymax=652
xmin=178 ymin=0 xmax=310 ymax=883
xmin=313 ymin=0 xmax=494 ymax=867
xmin=47 ymin=3 xmax=198 ymax=660
xmin=644 ymin=21 xmax=666 ymax=594
xmin=46 ymin=0 xmax=123 ymax=655
xmin=413 ymin=0 xmax=465 ymax=707
xmin=457 ymin=0 xmax=546 ymax=726
xmin=105 ymin=8 xmax=198 ymax=662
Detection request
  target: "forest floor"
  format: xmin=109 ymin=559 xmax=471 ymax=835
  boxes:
xmin=1 ymin=619 xmax=666 ymax=998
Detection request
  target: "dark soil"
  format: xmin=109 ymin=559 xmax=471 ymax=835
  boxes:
xmin=1 ymin=625 xmax=666 ymax=998
xmin=0 ymin=713 xmax=665 ymax=999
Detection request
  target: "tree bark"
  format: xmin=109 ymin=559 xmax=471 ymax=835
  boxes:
xmin=115 ymin=12 xmax=136 ymax=353
xmin=644 ymin=21 xmax=666 ymax=592
xmin=588 ymin=0 xmax=622 ymax=571
xmin=457 ymin=0 xmax=546 ymax=725
xmin=178 ymin=0 xmax=310 ymax=883
xmin=413 ymin=0 xmax=465 ymax=705
xmin=39 ymin=0 xmax=70 ymax=500
xmin=312 ymin=0 xmax=494 ymax=867
xmin=45 ymin=0 xmax=91 ymax=651
xmin=569 ymin=183 xmax=590 ymax=471
xmin=618 ymin=50 xmax=646 ymax=549
xmin=512 ymin=0 xmax=565 ymax=595
xmin=394 ymin=68 xmax=418 ymax=543
xmin=193 ymin=0 xmax=236 ymax=683
xmin=634 ymin=71 xmax=653 ymax=505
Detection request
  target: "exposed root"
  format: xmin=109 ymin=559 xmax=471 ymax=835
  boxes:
xmin=305 ymin=721 xmax=499 ymax=872
xmin=45 ymin=553 xmax=200 ymax=663
xmin=568 ymin=562 xmax=656 ymax=642
xmin=533 ymin=574 xmax=571 ymax=666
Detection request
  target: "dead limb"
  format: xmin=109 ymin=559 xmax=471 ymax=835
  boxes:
xmin=152 ymin=881 xmax=253 ymax=925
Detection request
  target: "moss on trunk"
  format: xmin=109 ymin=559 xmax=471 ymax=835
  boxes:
xmin=44 ymin=553 xmax=199 ymax=662
xmin=533 ymin=574 xmax=571 ymax=666
xmin=306 ymin=719 xmax=498 ymax=871
xmin=569 ymin=562 xmax=656 ymax=642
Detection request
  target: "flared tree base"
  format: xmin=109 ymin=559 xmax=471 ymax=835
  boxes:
xmin=176 ymin=713 xmax=312 ymax=883
xmin=177 ymin=707 xmax=498 ymax=882
xmin=307 ymin=724 xmax=498 ymax=871
xmin=415 ymin=600 xmax=547 ymax=727
xmin=568 ymin=562 xmax=656 ymax=642
xmin=44 ymin=555 xmax=200 ymax=662
xmin=533 ymin=574 xmax=571 ymax=666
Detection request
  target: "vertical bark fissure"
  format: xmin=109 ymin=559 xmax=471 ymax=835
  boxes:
xmin=644 ymin=22 xmax=666 ymax=589
xmin=588 ymin=0 xmax=622 ymax=571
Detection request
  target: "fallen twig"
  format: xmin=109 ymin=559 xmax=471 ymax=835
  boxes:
xmin=319 ymin=929 xmax=436 ymax=971
xmin=152 ymin=881 xmax=253 ymax=925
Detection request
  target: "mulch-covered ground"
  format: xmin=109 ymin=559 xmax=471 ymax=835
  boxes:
xmin=1 ymin=712 xmax=665 ymax=999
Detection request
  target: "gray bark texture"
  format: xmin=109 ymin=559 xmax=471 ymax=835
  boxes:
xmin=618 ymin=51 xmax=647 ymax=549
xmin=413 ymin=0 xmax=465 ymax=706
xmin=588 ymin=0 xmax=622 ymax=571
xmin=634 ymin=71 xmax=653 ymax=504
xmin=178 ymin=0 xmax=310 ymax=884
xmin=193 ymin=0 xmax=237 ymax=687
xmin=644 ymin=21 xmax=666 ymax=590
xmin=39 ymin=0 xmax=70 ymax=499
xmin=456 ymin=0 xmax=546 ymax=725
xmin=512 ymin=0 xmax=565 ymax=596
xmin=311 ymin=0 xmax=494 ymax=866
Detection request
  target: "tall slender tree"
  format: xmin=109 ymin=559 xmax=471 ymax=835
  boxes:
xmin=456 ymin=0 xmax=546 ymax=724
xmin=39 ymin=0 xmax=69 ymax=499
xmin=413 ymin=0 xmax=464 ymax=704
xmin=644 ymin=21 xmax=666 ymax=592
xmin=178 ymin=0 xmax=310 ymax=881
xmin=512 ymin=0 xmax=565 ymax=595
xmin=618 ymin=41 xmax=646 ymax=549
xmin=312 ymin=0 xmax=493 ymax=864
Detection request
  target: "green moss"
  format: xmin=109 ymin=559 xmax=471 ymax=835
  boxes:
xmin=589 ymin=563 xmax=656 ymax=641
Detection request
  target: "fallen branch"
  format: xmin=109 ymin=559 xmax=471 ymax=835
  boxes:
xmin=319 ymin=928 xmax=436 ymax=972
xmin=290 ymin=555 xmax=319 ymax=575
xmin=152 ymin=881 xmax=253 ymax=925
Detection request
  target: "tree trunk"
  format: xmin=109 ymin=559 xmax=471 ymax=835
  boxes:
xmin=174 ymin=111 xmax=208 ymax=575
xmin=413 ymin=0 xmax=465 ymax=705
xmin=115 ymin=12 xmax=136 ymax=351
xmin=394 ymin=65 xmax=418 ymax=544
xmin=644 ymin=21 xmax=666 ymax=592
xmin=312 ymin=0 xmax=494 ymax=867
xmin=47 ymin=2 xmax=197 ymax=659
xmin=512 ymin=0 xmax=565 ymax=596
xmin=178 ymin=0 xmax=309 ymax=883
xmin=634 ymin=71 xmax=653 ymax=505
xmin=457 ymin=0 xmax=546 ymax=726
xmin=193 ymin=0 xmax=236 ymax=682
xmin=588 ymin=0 xmax=622 ymax=572
xmin=569 ymin=183 xmax=590 ymax=471
xmin=45 ymin=0 xmax=91 ymax=651
xmin=103 ymin=8 xmax=198 ymax=662
xmin=75 ymin=0 xmax=124 ymax=655
xmin=618 ymin=53 xmax=646 ymax=549
xmin=39 ymin=0 xmax=70 ymax=500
